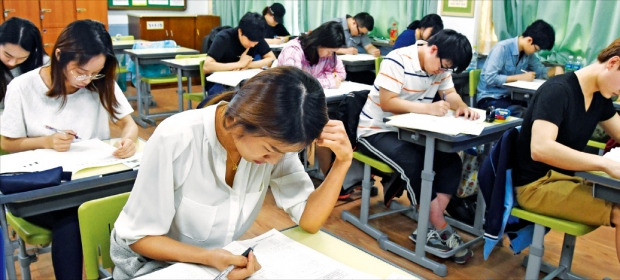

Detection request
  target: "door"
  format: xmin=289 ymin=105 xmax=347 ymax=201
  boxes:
xmin=41 ymin=27 xmax=63 ymax=55
xmin=75 ymin=0 xmax=107 ymax=27
xmin=2 ymin=0 xmax=41 ymax=29
xmin=195 ymin=15 xmax=220 ymax=51
xmin=40 ymin=0 xmax=74 ymax=28
xmin=168 ymin=17 xmax=195 ymax=48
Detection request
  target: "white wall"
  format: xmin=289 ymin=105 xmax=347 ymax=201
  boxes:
xmin=434 ymin=1 xmax=480 ymax=48
xmin=108 ymin=0 xmax=212 ymax=25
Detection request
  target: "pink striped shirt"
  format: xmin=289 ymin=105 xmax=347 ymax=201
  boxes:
xmin=277 ymin=39 xmax=346 ymax=89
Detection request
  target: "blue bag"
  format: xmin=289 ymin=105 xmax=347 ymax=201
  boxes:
xmin=0 ymin=167 xmax=72 ymax=194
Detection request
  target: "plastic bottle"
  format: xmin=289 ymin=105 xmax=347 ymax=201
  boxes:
xmin=467 ymin=46 xmax=478 ymax=71
xmin=389 ymin=22 xmax=398 ymax=43
xmin=565 ymin=55 xmax=574 ymax=72
xmin=573 ymin=56 xmax=583 ymax=70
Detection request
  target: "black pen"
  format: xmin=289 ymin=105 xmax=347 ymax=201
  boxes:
xmin=214 ymin=246 xmax=254 ymax=280
xmin=45 ymin=125 xmax=80 ymax=139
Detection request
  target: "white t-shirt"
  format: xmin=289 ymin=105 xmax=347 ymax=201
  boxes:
xmin=0 ymin=66 xmax=133 ymax=139
xmin=114 ymin=103 xmax=314 ymax=248
xmin=357 ymin=43 xmax=454 ymax=137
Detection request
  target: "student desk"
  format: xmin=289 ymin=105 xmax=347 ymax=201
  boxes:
xmin=576 ymin=171 xmax=620 ymax=205
xmin=268 ymin=43 xmax=285 ymax=57
xmin=123 ymin=47 xmax=199 ymax=127
xmin=0 ymin=139 xmax=145 ymax=279
xmin=137 ymin=226 xmax=422 ymax=279
xmin=503 ymin=79 xmax=545 ymax=105
xmin=205 ymin=68 xmax=263 ymax=88
xmin=160 ymin=57 xmax=207 ymax=111
xmin=112 ymin=39 xmax=149 ymax=55
xmin=338 ymin=54 xmax=376 ymax=72
xmin=343 ymin=116 xmax=522 ymax=277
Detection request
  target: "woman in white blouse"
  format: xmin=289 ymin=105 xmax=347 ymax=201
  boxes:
xmin=111 ymin=66 xmax=353 ymax=279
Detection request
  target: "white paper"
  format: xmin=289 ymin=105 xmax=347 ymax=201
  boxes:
xmin=112 ymin=0 xmax=129 ymax=5
xmin=386 ymin=109 xmax=486 ymax=136
xmin=148 ymin=0 xmax=168 ymax=5
xmin=170 ymin=0 xmax=184 ymax=6
xmin=603 ymin=147 xmax=620 ymax=162
xmin=206 ymin=69 xmax=263 ymax=87
xmin=503 ymin=79 xmax=546 ymax=91
xmin=337 ymin=54 xmax=376 ymax=62
xmin=323 ymin=81 xmax=372 ymax=99
xmin=0 ymin=139 xmax=140 ymax=174
xmin=138 ymin=229 xmax=376 ymax=279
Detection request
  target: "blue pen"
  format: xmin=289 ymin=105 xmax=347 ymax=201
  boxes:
xmin=45 ymin=125 xmax=80 ymax=139
xmin=214 ymin=245 xmax=255 ymax=280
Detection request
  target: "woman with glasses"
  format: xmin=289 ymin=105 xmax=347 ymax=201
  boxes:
xmin=278 ymin=21 xmax=346 ymax=89
xmin=0 ymin=17 xmax=46 ymax=111
xmin=0 ymin=19 xmax=137 ymax=279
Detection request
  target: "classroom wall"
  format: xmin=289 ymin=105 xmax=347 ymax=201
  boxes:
xmin=433 ymin=1 xmax=480 ymax=49
xmin=107 ymin=1 xmax=212 ymax=36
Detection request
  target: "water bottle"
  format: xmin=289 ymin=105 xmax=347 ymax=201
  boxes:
xmin=467 ymin=46 xmax=478 ymax=71
xmin=389 ymin=22 xmax=398 ymax=43
xmin=573 ymin=56 xmax=583 ymax=70
xmin=565 ymin=55 xmax=574 ymax=72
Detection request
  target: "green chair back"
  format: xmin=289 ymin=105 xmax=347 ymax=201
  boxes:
xmin=375 ymin=56 xmax=384 ymax=76
xmin=174 ymin=54 xmax=208 ymax=107
xmin=78 ymin=192 xmax=130 ymax=280
xmin=468 ymin=69 xmax=481 ymax=107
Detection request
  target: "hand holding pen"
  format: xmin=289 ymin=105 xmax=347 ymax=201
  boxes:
xmin=429 ymin=91 xmax=450 ymax=116
xmin=214 ymin=245 xmax=260 ymax=280
xmin=520 ymin=69 xmax=535 ymax=81
xmin=45 ymin=125 xmax=78 ymax=152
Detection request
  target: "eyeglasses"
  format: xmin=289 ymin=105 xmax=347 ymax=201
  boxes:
xmin=355 ymin=21 xmax=367 ymax=35
xmin=439 ymin=59 xmax=456 ymax=73
xmin=533 ymin=44 xmax=541 ymax=52
xmin=71 ymin=70 xmax=105 ymax=81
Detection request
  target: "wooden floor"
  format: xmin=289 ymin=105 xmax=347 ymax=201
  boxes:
xmin=14 ymin=84 xmax=620 ymax=279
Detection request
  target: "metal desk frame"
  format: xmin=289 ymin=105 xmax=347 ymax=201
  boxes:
xmin=160 ymin=57 xmax=207 ymax=111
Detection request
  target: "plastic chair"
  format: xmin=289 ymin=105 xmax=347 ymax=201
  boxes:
xmin=511 ymin=208 xmax=597 ymax=280
xmin=174 ymin=54 xmax=208 ymax=109
xmin=5 ymin=212 xmax=52 ymax=280
xmin=78 ymin=192 xmax=130 ymax=280
xmin=375 ymin=56 xmax=384 ymax=76
xmin=468 ymin=69 xmax=481 ymax=107
xmin=113 ymin=35 xmax=134 ymax=92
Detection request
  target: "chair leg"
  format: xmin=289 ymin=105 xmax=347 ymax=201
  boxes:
xmin=524 ymin=224 xmax=546 ymax=280
xmin=16 ymin=238 xmax=34 ymax=280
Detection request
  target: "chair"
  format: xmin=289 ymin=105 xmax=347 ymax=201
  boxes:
xmin=468 ymin=69 xmax=481 ymax=107
xmin=375 ymin=56 xmax=384 ymax=76
xmin=113 ymin=35 xmax=134 ymax=92
xmin=5 ymin=212 xmax=52 ymax=280
xmin=78 ymin=192 xmax=130 ymax=280
xmin=480 ymin=127 xmax=598 ymax=279
xmin=174 ymin=54 xmax=208 ymax=109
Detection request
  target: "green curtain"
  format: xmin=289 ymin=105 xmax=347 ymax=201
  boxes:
xmin=212 ymin=0 xmax=437 ymax=39
xmin=492 ymin=0 xmax=620 ymax=65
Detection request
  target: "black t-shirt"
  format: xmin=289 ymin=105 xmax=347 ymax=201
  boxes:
xmin=207 ymin=27 xmax=271 ymax=63
xmin=513 ymin=72 xmax=617 ymax=186
xmin=264 ymin=22 xmax=290 ymax=38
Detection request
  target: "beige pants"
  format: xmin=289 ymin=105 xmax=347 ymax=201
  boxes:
xmin=515 ymin=170 xmax=612 ymax=226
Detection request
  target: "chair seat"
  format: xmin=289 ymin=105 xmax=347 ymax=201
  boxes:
xmin=6 ymin=212 xmax=52 ymax=246
xmin=183 ymin=92 xmax=205 ymax=103
xmin=140 ymin=75 xmax=186 ymax=84
xmin=116 ymin=66 xmax=129 ymax=74
xmin=511 ymin=208 xmax=598 ymax=236
xmin=353 ymin=151 xmax=394 ymax=174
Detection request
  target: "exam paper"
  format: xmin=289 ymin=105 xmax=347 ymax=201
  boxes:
xmin=386 ymin=109 xmax=486 ymax=136
xmin=503 ymin=79 xmax=546 ymax=91
xmin=137 ymin=229 xmax=376 ymax=279
xmin=206 ymin=69 xmax=262 ymax=87
xmin=337 ymin=54 xmax=376 ymax=62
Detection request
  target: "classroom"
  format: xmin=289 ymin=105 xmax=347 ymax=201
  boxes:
xmin=0 ymin=0 xmax=619 ymax=279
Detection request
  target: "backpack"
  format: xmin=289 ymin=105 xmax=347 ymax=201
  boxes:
xmin=201 ymin=25 xmax=232 ymax=54
xmin=334 ymin=90 xmax=370 ymax=149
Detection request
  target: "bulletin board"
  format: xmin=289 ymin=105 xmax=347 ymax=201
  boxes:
xmin=108 ymin=0 xmax=186 ymax=11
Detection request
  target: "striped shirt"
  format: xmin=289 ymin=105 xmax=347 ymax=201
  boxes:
xmin=357 ymin=43 xmax=454 ymax=137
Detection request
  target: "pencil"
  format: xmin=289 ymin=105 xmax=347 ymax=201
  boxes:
xmin=45 ymin=125 xmax=80 ymax=139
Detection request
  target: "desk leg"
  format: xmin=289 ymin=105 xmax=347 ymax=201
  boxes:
xmin=175 ymin=68 xmax=184 ymax=112
xmin=1 ymin=207 xmax=17 ymax=280
xmin=131 ymin=56 xmax=151 ymax=128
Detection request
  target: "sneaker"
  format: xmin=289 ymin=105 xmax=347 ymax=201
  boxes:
xmin=445 ymin=232 xmax=474 ymax=264
xmin=409 ymin=229 xmax=451 ymax=252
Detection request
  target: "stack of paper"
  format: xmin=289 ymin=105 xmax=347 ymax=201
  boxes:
xmin=604 ymin=147 xmax=620 ymax=162
xmin=503 ymin=79 xmax=546 ymax=91
xmin=337 ymin=54 xmax=376 ymax=62
xmin=386 ymin=109 xmax=486 ymax=136
xmin=206 ymin=69 xmax=263 ymax=87
xmin=137 ymin=229 xmax=376 ymax=279
xmin=323 ymin=81 xmax=372 ymax=99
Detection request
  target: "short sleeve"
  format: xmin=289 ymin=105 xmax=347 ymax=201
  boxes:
xmin=0 ymin=80 xmax=27 ymax=138
xmin=251 ymin=39 xmax=272 ymax=57
xmin=374 ymin=52 xmax=405 ymax=94
xmin=530 ymin=82 xmax=569 ymax=127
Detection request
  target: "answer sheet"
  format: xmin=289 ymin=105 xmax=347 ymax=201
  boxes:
xmin=386 ymin=109 xmax=486 ymax=136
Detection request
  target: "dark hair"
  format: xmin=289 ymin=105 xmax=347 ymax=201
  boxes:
xmin=238 ymin=12 xmax=266 ymax=42
xmin=0 ymin=17 xmax=45 ymax=102
xmin=407 ymin=14 xmax=444 ymax=37
xmin=522 ymin=19 xmax=555 ymax=50
xmin=352 ymin=12 xmax=374 ymax=31
xmin=49 ymin=19 xmax=120 ymax=119
xmin=597 ymin=37 xmax=620 ymax=64
xmin=299 ymin=21 xmax=345 ymax=65
xmin=427 ymin=29 xmax=472 ymax=73
xmin=262 ymin=6 xmax=271 ymax=16
xmin=223 ymin=66 xmax=328 ymax=146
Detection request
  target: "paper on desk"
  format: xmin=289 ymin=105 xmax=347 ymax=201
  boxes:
xmin=604 ymin=147 xmax=620 ymax=162
xmin=206 ymin=68 xmax=262 ymax=87
xmin=386 ymin=109 xmax=486 ymax=136
xmin=138 ymin=229 xmax=376 ymax=279
xmin=323 ymin=81 xmax=372 ymax=99
xmin=337 ymin=54 xmax=376 ymax=62
xmin=503 ymin=79 xmax=546 ymax=91
xmin=0 ymin=139 xmax=140 ymax=174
